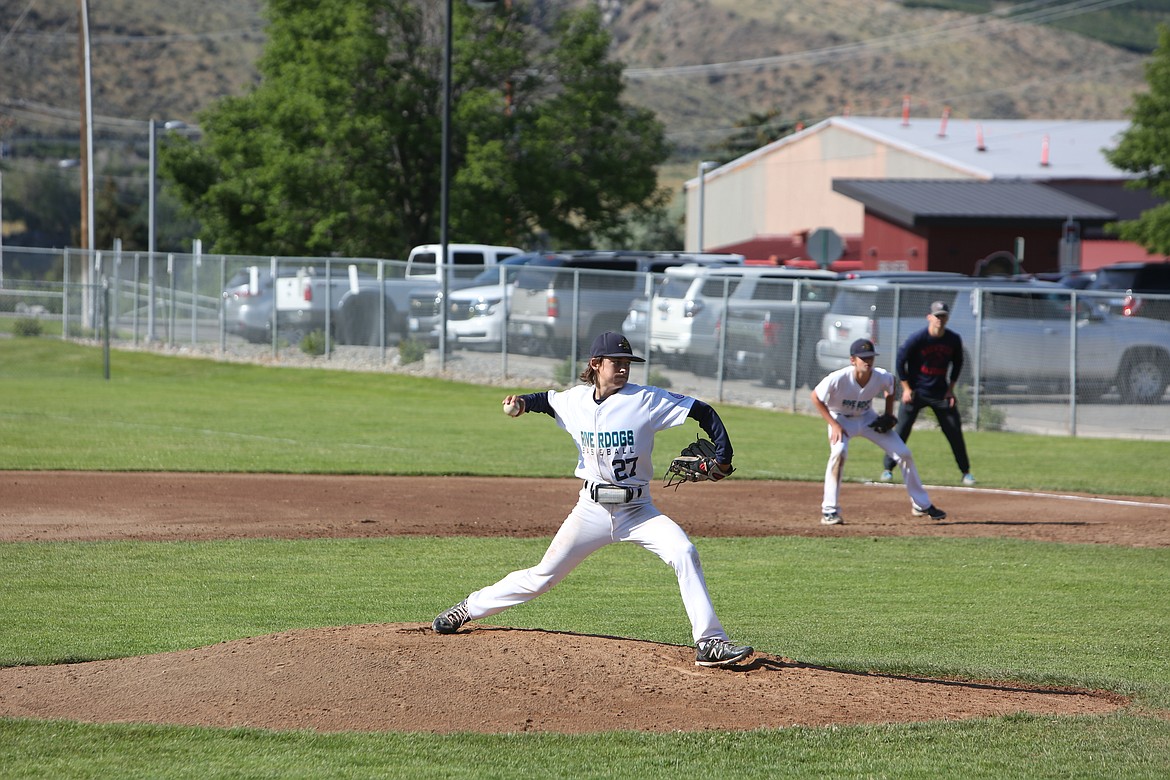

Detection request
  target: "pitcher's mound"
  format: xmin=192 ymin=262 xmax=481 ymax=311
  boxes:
xmin=0 ymin=624 xmax=1125 ymax=733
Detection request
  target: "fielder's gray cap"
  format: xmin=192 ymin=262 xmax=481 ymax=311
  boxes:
xmin=590 ymin=331 xmax=645 ymax=362
xmin=929 ymin=301 xmax=950 ymax=317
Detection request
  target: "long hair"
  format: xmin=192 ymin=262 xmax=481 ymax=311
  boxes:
xmin=578 ymin=358 xmax=600 ymax=385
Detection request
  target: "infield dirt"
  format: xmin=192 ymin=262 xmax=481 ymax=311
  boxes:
xmin=1 ymin=472 xmax=1163 ymax=733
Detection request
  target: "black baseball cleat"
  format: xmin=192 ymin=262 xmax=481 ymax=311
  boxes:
xmin=432 ymin=599 xmax=471 ymax=634
xmin=695 ymin=638 xmax=754 ymax=667
xmin=912 ymin=504 xmax=947 ymax=521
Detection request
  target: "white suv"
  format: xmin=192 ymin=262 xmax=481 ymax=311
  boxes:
xmin=622 ymin=264 xmax=754 ymax=375
xmin=408 ymin=253 xmax=540 ymax=348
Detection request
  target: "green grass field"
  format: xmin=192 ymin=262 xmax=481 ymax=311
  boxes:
xmin=1 ymin=338 xmax=1169 ymax=778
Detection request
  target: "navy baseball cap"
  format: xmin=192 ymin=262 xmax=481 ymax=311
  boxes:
xmin=929 ymin=301 xmax=950 ymax=317
xmin=590 ymin=331 xmax=645 ymax=362
xmin=850 ymin=338 xmax=879 ymax=358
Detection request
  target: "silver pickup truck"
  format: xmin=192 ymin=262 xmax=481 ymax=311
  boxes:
xmin=718 ymin=268 xmax=843 ymax=388
xmin=274 ymin=244 xmax=521 ymax=345
xmin=816 ymin=277 xmax=1170 ymax=404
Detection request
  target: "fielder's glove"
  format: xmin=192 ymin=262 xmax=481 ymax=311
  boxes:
xmin=868 ymin=413 xmax=898 ymax=434
xmin=663 ymin=437 xmax=734 ymax=488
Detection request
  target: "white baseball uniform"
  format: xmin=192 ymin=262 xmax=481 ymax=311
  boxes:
xmin=813 ymin=365 xmax=933 ymax=514
xmin=463 ymin=382 xmax=731 ymax=644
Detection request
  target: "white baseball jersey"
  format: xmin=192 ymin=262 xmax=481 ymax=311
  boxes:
xmin=812 ymin=365 xmax=934 ymax=513
xmin=813 ymin=364 xmax=897 ymax=418
xmin=464 ymin=381 xmax=731 ymax=644
xmin=547 ymin=382 xmax=694 ymax=487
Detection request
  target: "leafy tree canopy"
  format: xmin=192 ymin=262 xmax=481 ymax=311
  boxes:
xmin=1106 ymin=24 xmax=1170 ymax=253
xmin=161 ymin=0 xmax=670 ymax=258
xmin=709 ymin=108 xmax=805 ymax=166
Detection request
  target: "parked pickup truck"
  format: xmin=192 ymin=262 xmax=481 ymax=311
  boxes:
xmin=275 ymin=243 xmax=521 ymax=345
xmin=719 ymin=268 xmax=843 ymax=388
xmin=506 ymin=251 xmax=744 ymax=358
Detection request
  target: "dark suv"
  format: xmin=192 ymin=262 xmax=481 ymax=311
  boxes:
xmin=1083 ymin=262 xmax=1170 ymax=321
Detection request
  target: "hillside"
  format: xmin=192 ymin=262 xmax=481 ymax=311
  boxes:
xmin=1 ymin=0 xmax=1161 ymax=159
xmin=606 ymin=0 xmax=1155 ymax=154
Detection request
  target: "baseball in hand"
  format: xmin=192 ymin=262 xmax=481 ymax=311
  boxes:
xmin=502 ymin=399 xmax=521 ymax=417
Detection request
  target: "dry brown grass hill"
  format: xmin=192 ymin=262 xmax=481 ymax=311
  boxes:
xmin=0 ymin=0 xmax=1156 ymax=159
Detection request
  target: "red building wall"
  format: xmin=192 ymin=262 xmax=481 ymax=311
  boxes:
xmin=858 ymin=213 xmax=1064 ymax=275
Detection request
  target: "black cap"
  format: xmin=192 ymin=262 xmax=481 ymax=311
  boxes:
xmin=929 ymin=301 xmax=950 ymax=317
xmin=850 ymin=338 xmax=878 ymax=358
xmin=590 ymin=331 xmax=645 ymax=362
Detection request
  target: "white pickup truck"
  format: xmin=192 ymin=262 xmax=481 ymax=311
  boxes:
xmin=273 ymin=243 xmax=520 ymax=345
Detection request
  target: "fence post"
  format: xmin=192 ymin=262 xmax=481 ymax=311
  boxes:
xmin=269 ymin=257 xmax=278 ymax=358
xmin=147 ymin=250 xmax=156 ymax=342
xmin=112 ymin=239 xmax=122 ymax=328
xmin=641 ymin=271 xmax=654 ymax=383
xmin=191 ymin=241 xmax=201 ymax=346
xmin=62 ymin=248 xmax=70 ymax=340
xmin=972 ymin=288 xmax=984 ymax=430
xmin=168 ymin=253 xmax=176 ymax=346
xmin=219 ymin=255 xmax=227 ymax=355
xmin=133 ymin=253 xmax=141 ymax=345
xmin=790 ymin=279 xmax=802 ymax=410
xmin=1069 ymin=290 xmax=1078 ymax=437
xmin=571 ymin=269 xmax=581 ymax=370
xmin=102 ymin=276 xmax=111 ymax=380
xmin=716 ymin=276 xmax=730 ymax=403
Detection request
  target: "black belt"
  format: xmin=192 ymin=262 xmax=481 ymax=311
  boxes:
xmin=584 ymin=481 xmax=643 ymax=504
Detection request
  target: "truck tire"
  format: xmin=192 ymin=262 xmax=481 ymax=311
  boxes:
xmin=1075 ymin=378 xmax=1107 ymax=403
xmin=1117 ymin=350 xmax=1169 ymax=404
xmin=510 ymin=328 xmax=547 ymax=357
xmin=688 ymin=353 xmax=717 ymax=377
xmin=761 ymin=361 xmax=785 ymax=387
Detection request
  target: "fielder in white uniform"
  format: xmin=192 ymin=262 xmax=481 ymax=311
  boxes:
xmin=810 ymin=338 xmax=946 ymax=526
xmin=433 ymin=331 xmax=753 ymax=668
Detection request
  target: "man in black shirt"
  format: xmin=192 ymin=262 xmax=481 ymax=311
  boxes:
xmin=881 ymin=301 xmax=975 ymax=486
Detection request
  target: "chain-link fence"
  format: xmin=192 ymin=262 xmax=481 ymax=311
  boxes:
xmin=3 ymin=245 xmax=1168 ymax=439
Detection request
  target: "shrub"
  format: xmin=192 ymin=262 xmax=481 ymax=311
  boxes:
xmin=300 ymin=330 xmax=328 ymax=356
xmin=552 ymin=358 xmax=577 ymax=386
xmin=957 ymin=383 xmax=1005 ymax=431
xmin=648 ymin=369 xmax=672 ymax=389
xmin=398 ymin=338 xmax=427 ymax=365
xmin=13 ymin=317 xmax=43 ymax=337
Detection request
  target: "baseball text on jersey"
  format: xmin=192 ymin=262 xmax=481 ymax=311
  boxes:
xmin=839 ymin=398 xmax=872 ymax=414
xmin=580 ymin=429 xmax=636 ymax=450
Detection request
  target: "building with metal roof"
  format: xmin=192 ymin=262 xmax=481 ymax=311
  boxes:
xmin=685 ymin=115 xmax=1165 ymax=273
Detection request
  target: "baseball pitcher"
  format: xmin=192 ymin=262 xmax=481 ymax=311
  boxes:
xmin=432 ymin=331 xmax=753 ymax=668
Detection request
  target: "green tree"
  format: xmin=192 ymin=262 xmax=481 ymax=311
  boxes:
xmin=162 ymin=0 xmax=669 ymax=258
xmin=710 ymin=108 xmax=805 ymax=165
xmin=94 ymin=179 xmax=143 ymax=251
xmin=1105 ymin=24 xmax=1170 ymax=253
xmin=3 ymin=165 xmax=78 ymax=248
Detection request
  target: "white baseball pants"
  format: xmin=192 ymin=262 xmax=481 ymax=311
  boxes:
xmin=822 ymin=411 xmax=933 ymax=514
xmin=465 ymin=485 xmax=729 ymax=643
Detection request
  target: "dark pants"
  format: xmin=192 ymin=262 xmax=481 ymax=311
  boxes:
xmin=883 ymin=395 xmax=971 ymax=475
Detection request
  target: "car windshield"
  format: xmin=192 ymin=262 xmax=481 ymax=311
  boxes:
xmin=657 ymin=277 xmax=695 ymax=299
xmin=513 ymin=258 xmax=567 ymax=290
xmin=1089 ymin=269 xmax=1139 ymax=290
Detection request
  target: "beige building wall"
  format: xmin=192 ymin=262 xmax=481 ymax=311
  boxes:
xmin=685 ymin=123 xmax=980 ymax=252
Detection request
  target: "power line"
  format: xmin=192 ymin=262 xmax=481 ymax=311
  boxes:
xmin=623 ymin=0 xmax=1142 ymax=80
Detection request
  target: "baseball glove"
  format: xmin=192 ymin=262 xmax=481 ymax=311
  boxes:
xmin=868 ymin=413 xmax=898 ymax=434
xmin=663 ymin=437 xmax=734 ymax=488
